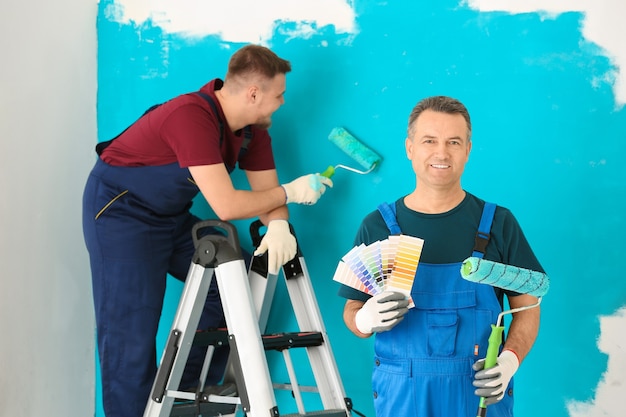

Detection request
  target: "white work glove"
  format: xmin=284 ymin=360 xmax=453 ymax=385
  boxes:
xmin=473 ymin=349 xmax=519 ymax=405
xmin=253 ymin=220 xmax=297 ymax=275
xmin=281 ymin=174 xmax=333 ymax=205
xmin=355 ymin=291 xmax=410 ymax=334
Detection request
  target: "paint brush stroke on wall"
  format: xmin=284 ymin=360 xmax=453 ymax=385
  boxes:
xmin=108 ymin=0 xmax=626 ymax=107
xmin=466 ymin=0 xmax=626 ymax=107
xmin=464 ymin=3 xmax=626 ymax=415
xmin=467 ymin=5 xmax=625 ymax=414
xmin=566 ymin=308 xmax=626 ymax=417
xmin=105 ymin=0 xmax=357 ymax=44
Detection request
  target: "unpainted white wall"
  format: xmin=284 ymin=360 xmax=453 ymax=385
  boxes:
xmin=0 ymin=1 xmax=97 ymax=416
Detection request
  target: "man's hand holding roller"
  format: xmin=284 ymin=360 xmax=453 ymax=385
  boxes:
xmin=472 ymin=349 xmax=519 ymax=405
xmin=252 ymin=173 xmax=332 ymax=275
xmin=281 ymin=173 xmax=333 ymax=205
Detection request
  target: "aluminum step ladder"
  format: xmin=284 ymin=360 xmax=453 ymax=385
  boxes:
xmin=143 ymin=219 xmax=353 ymax=417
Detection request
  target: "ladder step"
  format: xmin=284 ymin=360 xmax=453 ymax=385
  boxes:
xmin=192 ymin=328 xmax=229 ymax=347
xmin=193 ymin=329 xmax=324 ymax=351
xmin=171 ymin=403 xmax=347 ymax=417
xmin=169 ymin=401 xmax=236 ymax=417
xmin=281 ymin=411 xmax=350 ymax=417
xmin=262 ymin=332 xmax=323 ymax=351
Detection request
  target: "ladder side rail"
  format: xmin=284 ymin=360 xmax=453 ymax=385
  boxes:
xmin=283 ymin=257 xmax=325 ymax=331
xmin=282 ymin=256 xmax=350 ymax=413
xmin=248 ymin=259 xmax=279 ymax=332
xmin=216 ymin=259 xmax=279 ymax=417
xmin=247 ymin=220 xmax=351 ymax=416
xmin=221 ymin=258 xmax=278 ymax=389
xmin=197 ymin=344 xmax=216 ymax=393
xmin=247 ymin=220 xmax=280 ymax=332
xmin=281 ymin=349 xmax=306 ymax=415
xmin=143 ymin=262 xmax=216 ymax=417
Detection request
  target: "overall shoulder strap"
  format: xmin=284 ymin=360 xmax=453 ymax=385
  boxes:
xmin=197 ymin=91 xmax=252 ymax=160
xmin=472 ymin=202 xmax=496 ymax=259
xmin=194 ymin=91 xmax=224 ymax=145
xmin=96 ymin=93 xmax=206 ymax=155
xmin=241 ymin=126 xmax=253 ymax=153
xmin=377 ymin=202 xmax=401 ymax=235
xmin=96 ymin=102 xmax=164 ymax=155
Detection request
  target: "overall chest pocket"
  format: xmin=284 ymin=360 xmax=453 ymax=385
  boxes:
xmin=414 ymin=290 xmax=476 ymax=357
xmin=427 ymin=312 xmax=458 ymax=356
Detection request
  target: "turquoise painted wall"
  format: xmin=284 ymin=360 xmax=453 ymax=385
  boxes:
xmin=96 ymin=1 xmax=626 ymax=416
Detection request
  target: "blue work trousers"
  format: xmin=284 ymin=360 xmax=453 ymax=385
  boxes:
xmin=83 ymin=160 xmax=245 ymax=417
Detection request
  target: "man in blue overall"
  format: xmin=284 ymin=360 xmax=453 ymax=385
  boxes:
xmin=83 ymin=44 xmax=333 ymax=417
xmin=338 ymin=96 xmax=544 ymax=416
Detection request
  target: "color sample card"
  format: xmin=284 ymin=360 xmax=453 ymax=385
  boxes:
xmin=380 ymin=235 xmax=400 ymax=284
xmin=341 ymin=244 xmax=378 ymax=294
xmin=332 ymin=260 xmax=370 ymax=294
xmin=387 ymin=235 xmax=424 ymax=296
xmin=333 ymin=234 xmax=423 ymax=308
xmin=358 ymin=240 xmax=384 ymax=291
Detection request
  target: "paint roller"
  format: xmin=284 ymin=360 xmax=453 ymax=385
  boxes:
xmin=321 ymin=127 xmax=382 ymax=178
xmin=461 ymin=257 xmax=550 ymax=298
xmin=460 ymin=257 xmax=550 ymax=417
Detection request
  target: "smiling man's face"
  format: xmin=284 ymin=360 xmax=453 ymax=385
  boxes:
xmin=405 ymin=109 xmax=471 ymax=191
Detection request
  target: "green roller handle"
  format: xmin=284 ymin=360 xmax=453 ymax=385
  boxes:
xmin=476 ymin=324 xmax=505 ymax=417
xmin=321 ymin=165 xmax=336 ymax=178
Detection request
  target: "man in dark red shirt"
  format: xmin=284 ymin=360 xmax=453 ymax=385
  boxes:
xmin=82 ymin=44 xmax=332 ymax=417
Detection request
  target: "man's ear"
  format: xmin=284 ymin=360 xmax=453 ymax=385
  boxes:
xmin=405 ymin=137 xmax=413 ymax=159
xmin=247 ymin=85 xmax=258 ymax=103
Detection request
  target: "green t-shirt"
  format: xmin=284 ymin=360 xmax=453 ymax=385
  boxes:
xmin=337 ymin=192 xmax=545 ymax=305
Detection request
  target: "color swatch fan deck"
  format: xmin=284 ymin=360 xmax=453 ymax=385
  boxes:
xmin=333 ymin=235 xmax=425 ymax=307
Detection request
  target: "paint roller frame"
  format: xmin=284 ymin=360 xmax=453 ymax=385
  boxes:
xmin=460 ymin=257 xmax=549 ymax=417
xmin=474 ymin=298 xmax=542 ymax=417
xmin=321 ymin=127 xmax=382 ymax=178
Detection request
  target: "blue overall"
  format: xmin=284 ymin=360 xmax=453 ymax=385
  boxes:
xmin=82 ymin=93 xmax=251 ymax=417
xmin=372 ymin=202 xmax=514 ymax=417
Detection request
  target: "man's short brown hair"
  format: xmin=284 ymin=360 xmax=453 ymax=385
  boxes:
xmin=408 ymin=96 xmax=472 ymax=141
xmin=226 ymin=44 xmax=291 ymax=81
